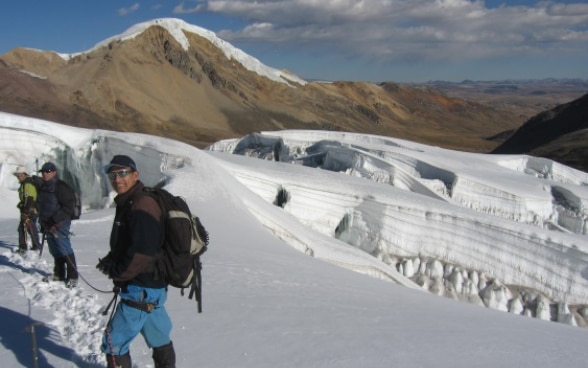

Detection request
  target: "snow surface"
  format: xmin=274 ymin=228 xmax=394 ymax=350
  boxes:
xmin=57 ymin=18 xmax=306 ymax=87
xmin=1 ymin=112 xmax=587 ymax=367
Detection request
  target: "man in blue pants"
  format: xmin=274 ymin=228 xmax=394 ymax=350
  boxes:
xmin=96 ymin=155 xmax=175 ymax=368
xmin=37 ymin=162 xmax=78 ymax=288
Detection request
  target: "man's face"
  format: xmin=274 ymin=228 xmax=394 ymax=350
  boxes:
xmin=107 ymin=167 xmax=139 ymax=194
xmin=16 ymin=173 xmax=26 ymax=183
xmin=41 ymin=169 xmax=57 ymax=182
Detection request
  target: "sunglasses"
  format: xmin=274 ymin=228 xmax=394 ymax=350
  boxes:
xmin=42 ymin=169 xmax=55 ymax=174
xmin=107 ymin=169 xmax=133 ymax=180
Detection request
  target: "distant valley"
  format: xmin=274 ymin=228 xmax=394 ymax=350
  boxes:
xmin=0 ymin=18 xmax=586 ymax=172
xmin=412 ymin=79 xmax=588 ymax=120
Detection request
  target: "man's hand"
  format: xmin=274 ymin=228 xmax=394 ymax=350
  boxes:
xmin=42 ymin=222 xmax=57 ymax=234
xmin=96 ymin=254 xmax=113 ymax=276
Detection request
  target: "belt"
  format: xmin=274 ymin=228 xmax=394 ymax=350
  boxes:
xmin=121 ymin=298 xmax=156 ymax=313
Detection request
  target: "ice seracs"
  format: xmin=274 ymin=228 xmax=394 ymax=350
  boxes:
xmin=1 ymin=114 xmax=587 ymax=328
xmin=208 ymin=130 xmax=588 ymax=327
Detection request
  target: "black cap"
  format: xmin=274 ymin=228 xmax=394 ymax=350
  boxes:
xmin=39 ymin=162 xmax=57 ymax=173
xmin=103 ymin=155 xmax=137 ymax=173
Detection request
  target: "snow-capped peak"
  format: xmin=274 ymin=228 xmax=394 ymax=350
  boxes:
xmin=67 ymin=18 xmax=306 ymax=86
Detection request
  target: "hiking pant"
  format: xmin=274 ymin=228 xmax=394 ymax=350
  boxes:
xmin=45 ymin=224 xmax=77 ymax=279
xmin=102 ymin=285 xmax=172 ymax=356
xmin=18 ymin=217 xmax=41 ymax=250
xmin=45 ymin=223 xmax=73 ymax=257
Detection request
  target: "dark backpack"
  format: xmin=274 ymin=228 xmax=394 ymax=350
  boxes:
xmin=58 ymin=180 xmax=82 ymax=220
xmin=70 ymin=190 xmax=82 ymax=220
xmin=31 ymin=175 xmax=82 ymax=220
xmin=30 ymin=175 xmax=44 ymax=190
xmin=143 ymin=187 xmax=209 ymax=313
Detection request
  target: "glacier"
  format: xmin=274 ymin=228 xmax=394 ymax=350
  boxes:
xmin=1 ymin=112 xmax=588 ymax=328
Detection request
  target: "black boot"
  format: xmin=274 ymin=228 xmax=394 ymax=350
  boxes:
xmin=106 ymin=352 xmax=132 ymax=368
xmin=153 ymin=341 xmax=176 ymax=368
xmin=65 ymin=253 xmax=79 ymax=287
xmin=41 ymin=257 xmax=65 ymax=282
xmin=17 ymin=220 xmax=27 ymax=253
xmin=53 ymin=257 xmax=66 ymax=281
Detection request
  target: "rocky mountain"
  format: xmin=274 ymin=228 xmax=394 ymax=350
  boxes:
xmin=0 ymin=18 xmax=524 ymax=153
xmin=0 ymin=18 xmax=583 ymax=166
xmin=491 ymin=93 xmax=588 ymax=172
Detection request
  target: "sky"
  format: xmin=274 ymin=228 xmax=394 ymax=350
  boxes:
xmin=1 ymin=0 xmax=587 ymax=83
xmin=1 ymin=112 xmax=588 ymax=367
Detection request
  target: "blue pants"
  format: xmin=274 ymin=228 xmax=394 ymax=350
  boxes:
xmin=46 ymin=224 xmax=74 ymax=257
xmin=102 ymin=285 xmax=172 ymax=355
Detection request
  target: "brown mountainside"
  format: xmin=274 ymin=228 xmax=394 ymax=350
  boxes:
xmin=0 ymin=20 xmax=526 ymax=152
xmin=492 ymin=93 xmax=588 ymax=172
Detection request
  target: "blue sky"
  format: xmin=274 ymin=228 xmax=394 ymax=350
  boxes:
xmin=1 ymin=0 xmax=587 ymax=83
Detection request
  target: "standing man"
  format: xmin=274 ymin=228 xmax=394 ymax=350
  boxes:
xmin=13 ymin=166 xmax=42 ymax=254
xmin=37 ymin=162 xmax=79 ymax=288
xmin=97 ymin=155 xmax=175 ymax=368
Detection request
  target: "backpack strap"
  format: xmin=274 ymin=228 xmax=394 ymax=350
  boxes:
xmin=139 ymin=187 xmax=166 ymax=222
xmin=187 ymin=255 xmax=203 ymax=313
xmin=137 ymin=187 xmax=168 ymax=284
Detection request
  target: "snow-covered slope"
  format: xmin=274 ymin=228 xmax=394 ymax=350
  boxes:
xmin=3 ymin=111 xmax=587 ymax=322
xmin=1 ymin=112 xmax=588 ymax=367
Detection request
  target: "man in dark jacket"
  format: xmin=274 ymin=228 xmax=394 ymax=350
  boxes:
xmin=13 ymin=165 xmax=42 ymax=254
xmin=97 ymin=155 xmax=176 ymax=368
xmin=37 ymin=162 xmax=79 ymax=288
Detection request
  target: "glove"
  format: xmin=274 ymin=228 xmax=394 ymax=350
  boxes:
xmin=96 ymin=254 xmax=114 ymax=276
xmin=20 ymin=213 xmax=29 ymax=221
xmin=41 ymin=221 xmax=56 ymax=234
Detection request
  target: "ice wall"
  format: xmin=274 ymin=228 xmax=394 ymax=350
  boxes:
xmin=3 ymin=115 xmax=587 ymax=327
xmin=209 ymin=131 xmax=588 ymax=235
xmin=0 ymin=113 xmax=191 ymax=213
xmin=208 ymin=131 xmax=588 ymax=325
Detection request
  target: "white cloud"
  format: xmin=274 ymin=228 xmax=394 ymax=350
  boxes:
xmin=117 ymin=2 xmax=140 ymax=16
xmin=194 ymin=0 xmax=588 ymax=63
xmin=173 ymin=0 xmax=206 ymax=14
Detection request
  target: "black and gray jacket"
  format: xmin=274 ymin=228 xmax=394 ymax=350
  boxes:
xmin=38 ymin=176 xmax=75 ymax=230
xmin=108 ymin=181 xmax=166 ymax=289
